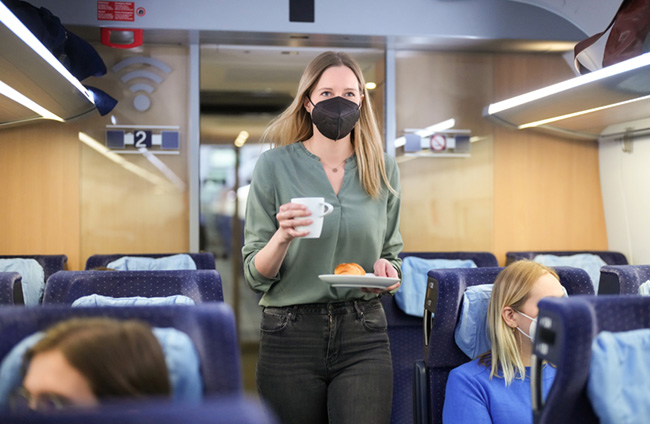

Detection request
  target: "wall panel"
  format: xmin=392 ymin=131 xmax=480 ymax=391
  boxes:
xmin=396 ymin=52 xmax=494 ymax=253
xmin=0 ymin=121 xmax=81 ymax=269
xmin=396 ymin=52 xmax=608 ymax=264
xmin=492 ymin=54 xmax=608 ymax=264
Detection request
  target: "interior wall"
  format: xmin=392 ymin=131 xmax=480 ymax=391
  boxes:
xmin=0 ymin=121 xmax=82 ymax=270
xmin=0 ymin=50 xmax=609 ymax=270
xmin=396 ymin=52 xmax=608 ymax=264
xmin=598 ymin=118 xmax=650 ymax=265
xmin=0 ymin=43 xmax=192 ymax=271
xmin=396 ymin=52 xmax=495 ymax=253
xmin=492 ymin=54 xmax=608 ymax=264
xmin=79 ymin=44 xmax=191 ymax=262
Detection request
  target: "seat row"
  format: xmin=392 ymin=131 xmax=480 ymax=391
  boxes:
xmin=0 ymin=303 xmax=277 ymax=423
xmin=0 ymin=253 xmax=276 ymax=422
xmin=380 ymin=258 xmax=650 ymax=423
xmin=0 ymin=253 xmax=220 ymax=305
xmin=383 ymin=250 xmax=647 ymax=424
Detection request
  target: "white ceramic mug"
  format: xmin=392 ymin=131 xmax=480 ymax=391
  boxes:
xmin=291 ymin=197 xmax=334 ymax=238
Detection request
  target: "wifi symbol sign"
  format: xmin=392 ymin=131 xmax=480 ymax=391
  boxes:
xmin=113 ymin=57 xmax=172 ymax=112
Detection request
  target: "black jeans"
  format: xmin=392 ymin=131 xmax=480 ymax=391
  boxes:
xmin=257 ymin=297 xmax=393 ymax=424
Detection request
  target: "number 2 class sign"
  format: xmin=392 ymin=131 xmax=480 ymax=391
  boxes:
xmin=105 ymin=125 xmax=180 ymax=153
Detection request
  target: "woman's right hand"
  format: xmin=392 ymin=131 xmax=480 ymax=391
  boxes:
xmin=275 ymin=202 xmax=313 ymax=243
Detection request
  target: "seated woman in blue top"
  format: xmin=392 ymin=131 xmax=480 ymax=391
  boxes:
xmin=443 ymin=260 xmax=566 ymax=424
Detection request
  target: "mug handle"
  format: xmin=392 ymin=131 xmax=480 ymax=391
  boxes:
xmin=320 ymin=202 xmax=334 ymax=217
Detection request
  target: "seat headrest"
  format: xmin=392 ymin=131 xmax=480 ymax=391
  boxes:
xmin=0 ymin=327 xmax=202 ymax=412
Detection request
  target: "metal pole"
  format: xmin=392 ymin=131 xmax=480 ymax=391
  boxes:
xmin=232 ymin=146 xmax=241 ymax=338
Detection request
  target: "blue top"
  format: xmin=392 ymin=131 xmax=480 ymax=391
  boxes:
xmin=443 ymin=358 xmax=556 ymax=424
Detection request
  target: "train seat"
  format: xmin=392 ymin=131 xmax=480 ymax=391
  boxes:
xmin=532 ymin=295 xmax=650 ymax=424
xmin=0 ymin=255 xmax=68 ymax=281
xmin=418 ymin=266 xmax=594 ymax=424
xmin=598 ymin=264 xmax=650 ymax=295
xmin=42 ymin=269 xmax=223 ymax=304
xmin=85 ymin=253 xmax=216 ymax=270
xmin=0 ymin=396 xmax=278 ymax=423
xmin=0 ymin=255 xmax=68 ymax=305
xmin=505 ymin=250 xmax=628 ymax=294
xmin=505 ymin=250 xmax=628 ymax=266
xmin=382 ymin=251 xmax=498 ymax=424
xmin=0 ymin=272 xmax=23 ymax=305
xmin=0 ymin=303 xmax=242 ymax=403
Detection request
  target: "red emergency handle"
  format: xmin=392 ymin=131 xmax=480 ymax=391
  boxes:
xmin=100 ymin=28 xmax=143 ymax=49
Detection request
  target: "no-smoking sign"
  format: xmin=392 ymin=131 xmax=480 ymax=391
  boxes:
xmin=430 ymin=133 xmax=447 ymax=151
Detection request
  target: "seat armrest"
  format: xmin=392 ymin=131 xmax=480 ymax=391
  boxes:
xmin=413 ymin=359 xmax=429 ymax=424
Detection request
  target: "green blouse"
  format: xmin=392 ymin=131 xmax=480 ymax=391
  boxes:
xmin=242 ymin=142 xmax=403 ymax=307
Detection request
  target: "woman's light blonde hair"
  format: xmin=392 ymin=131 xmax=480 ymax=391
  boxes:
xmin=261 ymin=51 xmax=395 ymax=198
xmin=481 ymin=260 xmax=558 ymax=385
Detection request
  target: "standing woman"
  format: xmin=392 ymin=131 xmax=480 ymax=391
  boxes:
xmin=242 ymin=51 xmax=402 ymax=424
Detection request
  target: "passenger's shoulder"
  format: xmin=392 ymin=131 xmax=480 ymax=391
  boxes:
xmin=451 ymin=358 xmax=491 ymax=380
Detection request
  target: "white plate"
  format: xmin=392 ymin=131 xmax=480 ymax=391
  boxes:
xmin=319 ymin=273 xmax=400 ymax=289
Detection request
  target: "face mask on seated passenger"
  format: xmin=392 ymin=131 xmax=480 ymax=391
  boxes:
xmin=308 ymin=96 xmax=360 ymax=141
xmin=515 ymin=310 xmax=537 ymax=341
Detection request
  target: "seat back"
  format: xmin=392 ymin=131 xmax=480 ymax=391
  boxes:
xmin=383 ymin=252 xmax=498 ymax=424
xmin=0 ymin=255 xmax=67 ymax=281
xmin=553 ymin=267 xmax=596 ymax=295
xmin=533 ymin=296 xmax=650 ymax=424
xmin=0 ymin=397 xmax=277 ymax=423
xmin=85 ymin=253 xmax=216 ymax=270
xmin=42 ymin=270 xmax=223 ymax=304
xmin=423 ymin=266 xmax=593 ymax=424
xmin=0 ymin=272 xmax=23 ymax=305
xmin=599 ymin=265 xmax=650 ymax=295
xmin=505 ymin=250 xmax=628 ymax=266
xmin=424 ymin=267 xmax=503 ymax=424
xmin=0 ymin=303 xmax=241 ymax=395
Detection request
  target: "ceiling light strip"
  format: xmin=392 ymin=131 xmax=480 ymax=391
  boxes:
xmin=519 ymin=94 xmax=650 ymax=129
xmin=0 ymin=80 xmax=63 ymax=121
xmin=487 ymin=52 xmax=650 ymax=115
xmin=0 ymin=2 xmax=94 ymax=104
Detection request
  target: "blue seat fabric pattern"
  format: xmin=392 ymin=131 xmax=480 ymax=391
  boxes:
xmin=42 ymin=269 xmax=223 ymax=304
xmin=382 ymin=252 xmax=498 ymax=424
xmin=85 ymin=253 xmax=216 ymax=270
xmin=0 ymin=304 xmax=242 ymax=397
xmin=599 ymin=265 xmax=650 ymax=295
xmin=534 ymin=296 xmax=650 ymax=424
xmin=425 ymin=266 xmax=593 ymax=424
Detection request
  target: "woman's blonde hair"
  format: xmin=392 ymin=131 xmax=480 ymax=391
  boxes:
xmin=261 ymin=51 xmax=395 ymax=198
xmin=482 ymin=260 xmax=558 ymax=385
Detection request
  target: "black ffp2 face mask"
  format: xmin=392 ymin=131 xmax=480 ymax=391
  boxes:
xmin=308 ymin=96 xmax=361 ymax=141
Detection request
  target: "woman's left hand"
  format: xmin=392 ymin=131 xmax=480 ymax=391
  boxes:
xmin=361 ymin=259 xmax=401 ymax=294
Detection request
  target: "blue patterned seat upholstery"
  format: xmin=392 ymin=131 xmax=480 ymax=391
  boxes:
xmin=0 ymin=255 xmax=67 ymax=281
xmin=533 ymin=296 xmax=650 ymax=424
xmin=383 ymin=252 xmax=498 ymax=424
xmin=85 ymin=253 xmax=216 ymax=270
xmin=418 ymin=266 xmax=594 ymax=424
xmin=505 ymin=250 xmax=628 ymax=266
xmin=42 ymin=270 xmax=223 ymax=304
xmin=599 ymin=265 xmax=650 ymax=295
xmin=0 ymin=396 xmax=277 ymax=423
xmin=0 ymin=272 xmax=23 ymax=305
xmin=0 ymin=303 xmax=241 ymax=396
xmin=0 ymin=396 xmax=277 ymax=424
